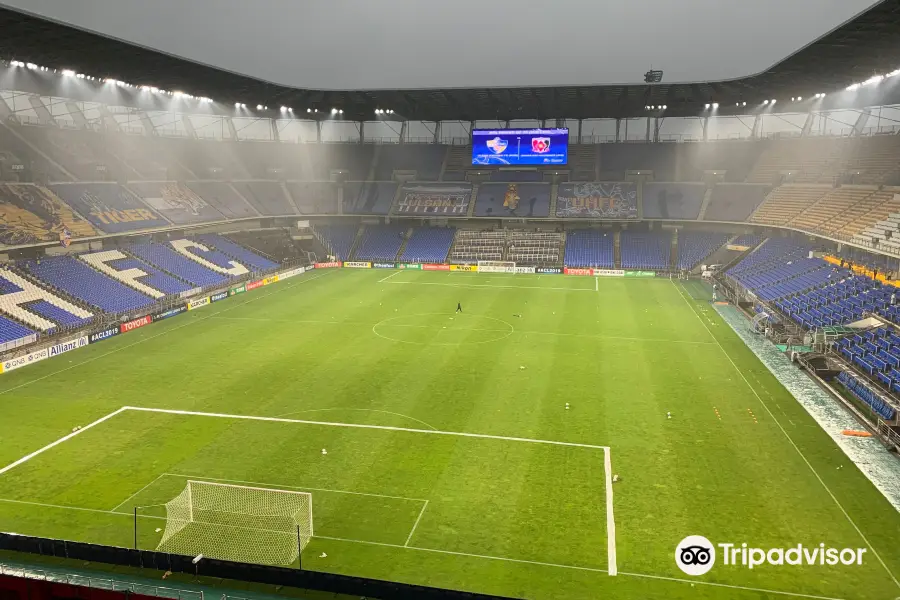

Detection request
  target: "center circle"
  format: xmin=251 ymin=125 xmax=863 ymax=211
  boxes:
xmin=372 ymin=313 xmax=514 ymax=345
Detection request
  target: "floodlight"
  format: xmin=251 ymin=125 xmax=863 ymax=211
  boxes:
xmin=662 ymin=105 xmax=667 ymax=109
xmin=712 ymin=103 xmax=719 ymax=109
xmin=704 ymin=103 xmax=710 ymax=109
xmin=61 ymin=69 xmax=75 ymax=77
xmin=331 ymin=108 xmax=338 ymax=114
xmin=257 ymin=104 xmax=264 ymax=110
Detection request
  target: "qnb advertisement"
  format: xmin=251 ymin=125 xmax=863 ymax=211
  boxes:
xmin=471 ymin=128 xmax=568 ymax=166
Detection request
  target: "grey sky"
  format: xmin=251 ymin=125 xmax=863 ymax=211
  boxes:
xmin=1 ymin=0 xmax=879 ymax=90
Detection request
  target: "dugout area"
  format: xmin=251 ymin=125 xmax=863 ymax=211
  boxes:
xmin=0 ymin=407 xmax=613 ymax=574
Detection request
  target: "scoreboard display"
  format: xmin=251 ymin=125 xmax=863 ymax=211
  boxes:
xmin=471 ymin=128 xmax=568 ymax=166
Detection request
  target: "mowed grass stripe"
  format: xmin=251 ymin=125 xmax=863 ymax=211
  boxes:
xmin=0 ymin=269 xmax=897 ymax=600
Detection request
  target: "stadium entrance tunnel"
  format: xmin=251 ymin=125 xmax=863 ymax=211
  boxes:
xmin=372 ymin=313 xmax=514 ymax=345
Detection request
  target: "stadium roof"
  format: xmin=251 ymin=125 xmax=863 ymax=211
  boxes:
xmin=1 ymin=0 xmax=900 ymax=122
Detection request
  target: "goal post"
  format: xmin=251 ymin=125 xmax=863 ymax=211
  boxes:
xmin=477 ymin=260 xmax=516 ymax=274
xmin=155 ymin=480 xmax=313 ymax=566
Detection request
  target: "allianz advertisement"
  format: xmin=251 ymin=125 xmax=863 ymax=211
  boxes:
xmin=2 ymin=335 xmax=88 ymax=374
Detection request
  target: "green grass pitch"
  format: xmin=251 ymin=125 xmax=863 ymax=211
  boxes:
xmin=0 ymin=268 xmax=898 ymax=600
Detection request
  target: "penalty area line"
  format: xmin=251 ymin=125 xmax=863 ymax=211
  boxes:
xmin=122 ymin=406 xmax=611 ymax=451
xmin=0 ymin=407 xmax=129 ymax=477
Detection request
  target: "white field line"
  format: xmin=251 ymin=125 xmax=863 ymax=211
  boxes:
xmin=123 ymin=406 xmax=610 ymax=450
xmin=388 ymin=281 xmax=592 ymax=292
xmin=0 ymin=270 xmax=335 ymax=398
xmin=595 ymin=277 xmax=599 ymax=292
xmin=110 ymin=472 xmax=169 ymax=512
xmin=318 ymin=536 xmax=846 ymax=600
xmin=207 ymin=315 xmax=716 ymax=346
xmin=377 ymin=270 xmax=403 ymax=283
xmin=0 ymin=496 xmax=841 ymax=600
xmin=404 ymin=500 xmax=429 ymax=547
xmin=604 ymin=447 xmax=617 ymax=576
xmin=0 ymin=407 xmax=129 ymax=476
xmin=274 ymin=407 xmax=439 ymax=431
xmin=672 ymin=280 xmax=900 ymax=591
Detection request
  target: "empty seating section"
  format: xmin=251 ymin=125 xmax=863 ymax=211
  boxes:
xmin=829 ymin=189 xmax=897 ymax=239
xmin=26 ymin=300 xmax=90 ymax=327
xmin=474 ymin=183 xmax=551 ymax=217
xmin=678 ymin=141 xmax=764 ymax=182
xmin=567 ymin=145 xmax=598 ymax=181
xmin=620 ymin=232 xmax=671 ymax=270
xmin=489 ymin=171 xmax=543 ymax=182
xmin=286 ymin=182 xmax=339 ymax=214
xmin=791 ymin=187 xmax=875 ymax=234
xmin=449 ymin=230 xmax=505 ymax=263
xmin=315 ymin=225 xmax=358 ymax=260
xmin=306 ymin=145 xmax=373 ymax=181
xmin=730 ymin=234 xmax=763 ymax=247
xmin=375 ymin=146 xmax=446 ymax=181
xmin=703 ymin=184 xmax=770 ymax=222
xmin=842 ymin=136 xmax=900 ymax=185
xmin=747 ymin=138 xmax=844 ymax=184
xmin=355 ymin=226 xmax=407 ymax=261
xmin=0 ymin=183 xmax=96 ymax=245
xmin=676 ymin=232 xmax=730 ymax=270
xmin=399 ymin=228 xmax=455 ymax=263
xmin=343 ymin=182 xmax=398 ymax=215
xmin=232 ymin=181 xmax=295 ymax=216
xmin=127 ymin=182 xmax=226 ymax=225
xmin=49 ymin=183 xmax=170 ymax=233
xmin=599 ymin=144 xmax=675 ymax=180
xmin=128 ymin=243 xmax=228 ymax=288
xmin=105 ymin=256 xmax=194 ymax=295
xmin=751 ymin=186 xmax=829 ymax=226
xmin=24 ymin=256 xmax=155 ymax=313
xmin=837 ymin=371 xmax=896 ymax=420
xmin=0 ymin=315 xmax=33 ymax=343
xmin=195 ymin=234 xmax=278 ymax=270
xmin=185 ymin=182 xmax=258 ymax=219
xmin=642 ymin=183 xmax=706 ymax=220
xmin=507 ymin=231 xmax=563 ymax=265
xmin=564 ymin=230 xmax=614 ymax=268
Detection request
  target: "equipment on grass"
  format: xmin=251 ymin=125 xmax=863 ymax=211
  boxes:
xmin=156 ymin=480 xmax=313 ymax=566
xmin=477 ymin=260 xmax=516 ymax=274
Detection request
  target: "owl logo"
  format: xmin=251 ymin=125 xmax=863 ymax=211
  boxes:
xmin=503 ymin=184 xmax=520 ymax=210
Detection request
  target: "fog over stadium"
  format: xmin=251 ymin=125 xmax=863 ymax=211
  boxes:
xmin=0 ymin=2 xmax=899 ymax=600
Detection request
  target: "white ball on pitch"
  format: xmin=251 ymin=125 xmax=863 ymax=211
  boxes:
xmin=321 ymin=448 xmax=327 ymax=455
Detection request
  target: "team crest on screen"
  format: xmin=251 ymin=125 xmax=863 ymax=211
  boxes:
xmin=532 ymin=137 xmax=551 ymax=153
xmin=486 ymin=137 xmax=508 ymax=154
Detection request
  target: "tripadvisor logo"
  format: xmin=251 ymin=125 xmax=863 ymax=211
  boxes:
xmin=675 ymin=536 xmax=867 ymax=576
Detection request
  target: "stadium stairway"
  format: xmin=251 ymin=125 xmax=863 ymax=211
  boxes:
xmin=467 ymin=185 xmax=479 ymax=217
xmin=697 ymin=187 xmax=714 ymax=220
xmin=395 ymin=228 xmax=413 ymax=260
xmin=549 ymin=184 xmax=558 ymax=217
xmin=670 ymin=230 xmax=679 ymax=271
xmin=614 ymin=232 xmax=621 ymax=268
xmin=280 ymin=182 xmax=301 ymax=214
xmin=228 ymin=183 xmax=260 ymax=217
xmin=348 ymin=225 xmax=366 ymax=260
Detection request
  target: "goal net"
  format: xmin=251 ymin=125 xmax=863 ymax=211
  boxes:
xmin=477 ymin=260 xmax=516 ymax=274
xmin=156 ymin=480 xmax=313 ymax=566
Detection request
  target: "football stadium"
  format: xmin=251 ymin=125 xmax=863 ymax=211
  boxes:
xmin=0 ymin=2 xmax=898 ymax=600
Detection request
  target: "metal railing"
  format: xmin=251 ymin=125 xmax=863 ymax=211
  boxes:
xmin=0 ymin=562 xmax=203 ymax=600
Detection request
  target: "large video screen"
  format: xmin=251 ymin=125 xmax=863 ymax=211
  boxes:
xmin=472 ymin=128 xmax=568 ymax=166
